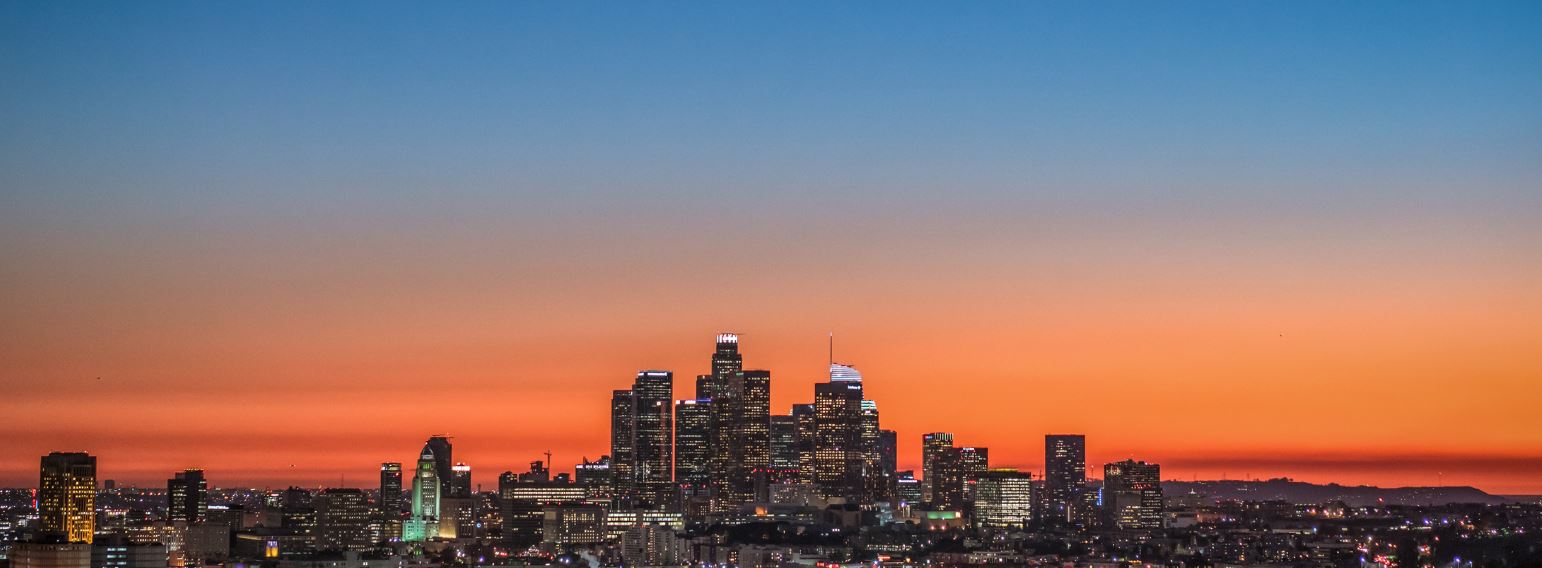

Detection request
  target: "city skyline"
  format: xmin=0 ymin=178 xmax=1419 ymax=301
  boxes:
xmin=5 ymin=331 xmax=1541 ymax=495
xmin=4 ymin=1 xmax=1541 ymax=496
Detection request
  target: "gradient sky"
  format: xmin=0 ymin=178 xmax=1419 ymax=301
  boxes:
xmin=3 ymin=1 xmax=1541 ymax=493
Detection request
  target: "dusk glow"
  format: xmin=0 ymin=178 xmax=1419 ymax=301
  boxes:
xmin=3 ymin=0 xmax=1540 ymax=502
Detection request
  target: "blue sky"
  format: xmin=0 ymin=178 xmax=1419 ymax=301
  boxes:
xmin=3 ymin=1 xmax=1539 ymax=223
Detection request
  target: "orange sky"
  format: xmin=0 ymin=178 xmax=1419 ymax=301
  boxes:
xmin=2 ymin=205 xmax=1539 ymax=494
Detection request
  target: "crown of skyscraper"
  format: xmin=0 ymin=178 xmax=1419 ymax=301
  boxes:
xmin=830 ymin=363 xmax=862 ymax=383
xmin=716 ymin=333 xmax=738 ymax=344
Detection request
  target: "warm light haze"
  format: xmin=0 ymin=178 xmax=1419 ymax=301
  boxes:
xmin=3 ymin=1 xmax=1540 ymax=495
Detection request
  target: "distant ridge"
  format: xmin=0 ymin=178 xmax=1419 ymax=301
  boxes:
xmin=1161 ymin=478 xmax=1509 ymax=506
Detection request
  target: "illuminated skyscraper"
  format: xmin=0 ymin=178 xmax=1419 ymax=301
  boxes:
xmin=1103 ymin=459 xmax=1162 ymax=530
xmin=379 ymin=462 xmax=403 ymax=515
xmin=167 ymin=469 xmax=208 ymax=524
xmin=769 ymin=415 xmax=800 ymax=470
xmin=610 ymin=389 xmax=637 ymax=505
xmin=929 ymin=447 xmax=966 ymax=510
xmin=610 ymin=371 xmax=674 ymax=508
xmin=316 ymin=488 xmax=372 ymax=551
xmin=737 ymin=369 xmax=772 ymax=500
xmin=975 ymin=470 xmax=1033 ymax=529
xmin=404 ymin=443 xmax=440 ymax=541
xmin=39 ymin=452 xmax=96 ymax=543
xmin=698 ymin=334 xmax=745 ymax=504
xmin=674 ymin=399 xmax=712 ymax=490
xmin=859 ymin=400 xmax=889 ymax=503
xmin=791 ymin=403 xmax=817 ymax=483
xmin=575 ymin=455 xmax=612 ymax=501
xmin=448 ymin=463 xmax=472 ymax=499
xmin=813 ymin=364 xmax=864 ymax=502
xmin=878 ymin=429 xmax=898 ymax=501
xmin=281 ymin=487 xmax=317 ymax=550
xmin=921 ymin=432 xmax=954 ymax=504
xmin=1044 ymin=434 xmax=1086 ymax=523
xmin=425 ymin=436 xmax=454 ymax=499
xmin=960 ymin=447 xmax=989 ymax=502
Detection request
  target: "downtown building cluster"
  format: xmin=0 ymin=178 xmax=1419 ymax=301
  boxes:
xmin=13 ymin=334 xmax=1412 ymax=568
xmin=599 ymin=334 xmax=1165 ymax=533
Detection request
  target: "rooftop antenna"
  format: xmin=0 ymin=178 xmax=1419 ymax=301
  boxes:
xmin=828 ymin=332 xmax=834 ymax=366
xmin=544 ymin=449 xmax=553 ymax=467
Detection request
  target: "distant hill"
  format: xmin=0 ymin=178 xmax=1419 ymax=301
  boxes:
xmin=1161 ymin=478 xmax=1510 ymax=506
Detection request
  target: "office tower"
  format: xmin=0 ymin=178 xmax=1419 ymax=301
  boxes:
xmin=769 ymin=415 xmax=801 ymax=470
xmin=738 ymin=369 xmax=772 ymax=499
xmin=921 ymin=432 xmax=954 ymax=504
xmin=449 ymin=463 xmax=473 ymax=498
xmin=39 ymin=452 xmax=96 ymax=544
xmin=878 ymin=429 xmax=898 ymax=501
xmin=610 ymin=371 xmax=674 ymax=508
xmin=858 ymin=400 xmax=887 ymax=503
xmin=166 ymin=469 xmax=208 ymax=524
xmin=499 ymin=465 xmax=589 ymax=546
xmin=425 ymin=436 xmax=454 ymax=498
xmin=1103 ymin=460 xmax=1162 ymax=529
xmin=278 ymin=487 xmax=317 ymax=554
xmin=674 ymin=399 xmax=712 ymax=490
xmin=1044 ymin=434 xmax=1086 ymax=523
xmin=315 ymin=488 xmax=371 ymax=550
xmin=437 ymin=496 xmax=473 ymax=539
xmin=929 ymin=447 xmax=966 ymax=510
xmin=975 ymin=470 xmax=1033 ymax=529
xmin=696 ymin=333 xmax=770 ymax=506
xmin=959 ymin=447 xmax=989 ymax=502
xmin=621 ymin=523 xmax=683 ymax=567
xmin=812 ymin=364 xmax=865 ymax=502
xmin=894 ymin=471 xmax=923 ymax=508
xmin=404 ymin=443 xmax=441 ymax=541
xmin=791 ymin=403 xmax=817 ymax=483
xmin=575 ymin=455 xmax=611 ymax=502
xmin=610 ymin=389 xmax=637 ymax=505
xmin=379 ymin=463 xmax=403 ymax=515
xmin=541 ymin=505 xmax=606 ymax=546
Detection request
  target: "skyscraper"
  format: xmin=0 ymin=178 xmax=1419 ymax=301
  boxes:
xmin=610 ymin=389 xmax=637 ymax=505
xmin=425 ymin=436 xmax=454 ymax=499
xmin=813 ymin=364 xmax=864 ymax=502
xmin=697 ymin=334 xmax=752 ymax=505
xmin=959 ymin=446 xmax=989 ymax=502
xmin=738 ymin=369 xmax=772 ymax=500
xmin=448 ymin=463 xmax=472 ymax=499
xmin=39 ymin=452 xmax=96 ymax=543
xmin=921 ymin=432 xmax=955 ymax=504
xmin=878 ymin=429 xmax=898 ymax=502
xmin=379 ymin=462 xmax=403 ymax=516
xmin=610 ymin=371 xmax=674 ymax=508
xmin=975 ymin=470 xmax=1033 ymax=529
xmin=791 ymin=403 xmax=817 ymax=484
xmin=1044 ymin=434 xmax=1086 ymax=523
xmin=1103 ymin=459 xmax=1162 ymax=530
xmin=674 ymin=399 xmax=712 ymax=490
xmin=316 ymin=488 xmax=372 ymax=551
xmin=769 ymin=415 xmax=801 ymax=470
xmin=166 ymin=469 xmax=208 ymax=524
xmin=404 ymin=442 xmax=441 ymax=541
xmin=929 ymin=446 xmax=966 ymax=510
xmin=859 ymin=400 xmax=888 ymax=503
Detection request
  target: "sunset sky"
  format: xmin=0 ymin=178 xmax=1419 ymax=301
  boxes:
xmin=2 ymin=2 xmax=1540 ymax=493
